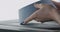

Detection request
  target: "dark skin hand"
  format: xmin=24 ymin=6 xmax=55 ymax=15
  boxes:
xmin=21 ymin=1 xmax=60 ymax=25
xmin=23 ymin=4 xmax=60 ymax=24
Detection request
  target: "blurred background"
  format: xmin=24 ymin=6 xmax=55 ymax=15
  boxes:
xmin=0 ymin=0 xmax=59 ymax=21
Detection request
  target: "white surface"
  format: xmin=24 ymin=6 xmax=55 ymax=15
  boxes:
xmin=0 ymin=0 xmax=59 ymax=21
xmin=0 ymin=0 xmax=39 ymax=21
